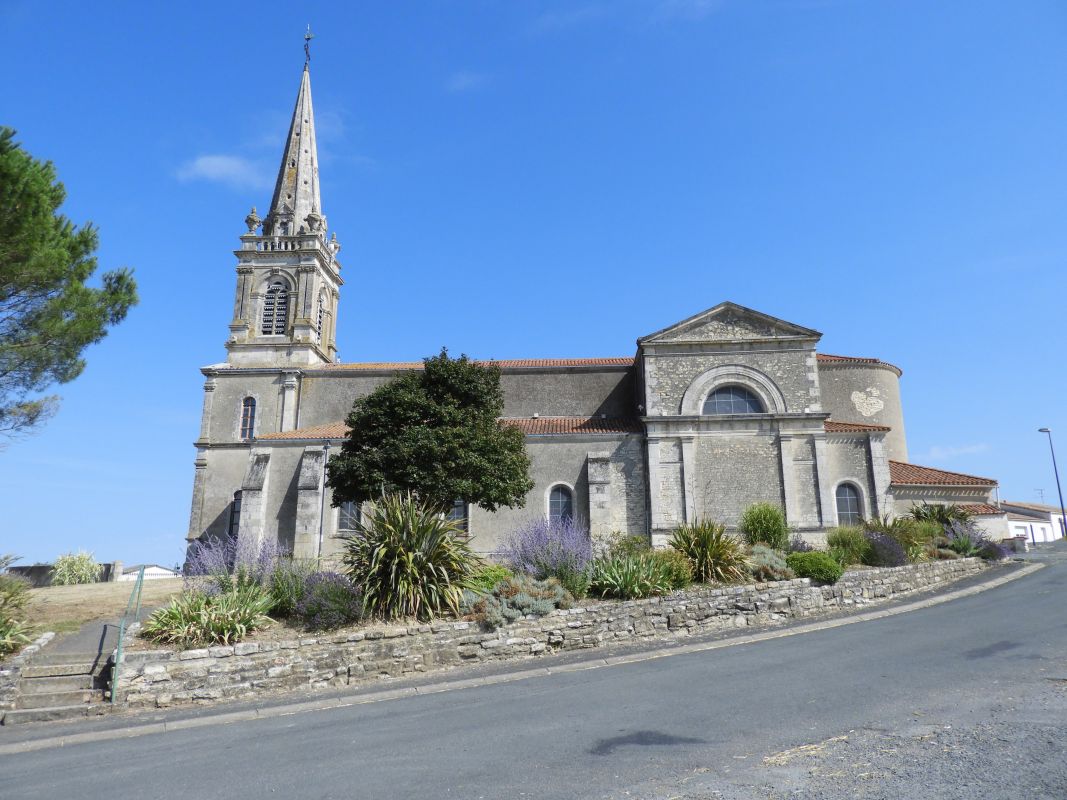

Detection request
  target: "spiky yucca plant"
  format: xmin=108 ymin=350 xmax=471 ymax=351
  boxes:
xmin=339 ymin=492 xmax=481 ymax=621
xmin=669 ymin=519 xmax=750 ymax=584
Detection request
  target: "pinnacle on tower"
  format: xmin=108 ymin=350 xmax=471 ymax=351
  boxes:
xmin=263 ymin=64 xmax=324 ymax=237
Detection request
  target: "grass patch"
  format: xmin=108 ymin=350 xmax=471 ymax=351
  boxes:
xmin=23 ymin=578 xmax=184 ymax=634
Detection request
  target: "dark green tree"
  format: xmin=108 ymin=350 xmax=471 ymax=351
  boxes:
xmin=0 ymin=127 xmax=137 ymax=438
xmin=326 ymin=349 xmax=533 ymax=512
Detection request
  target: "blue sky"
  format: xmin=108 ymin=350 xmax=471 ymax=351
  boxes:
xmin=2 ymin=0 xmax=1065 ymax=567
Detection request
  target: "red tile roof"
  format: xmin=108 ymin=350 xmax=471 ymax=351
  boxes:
xmin=889 ymin=460 xmax=997 ymax=487
xmin=957 ymin=503 xmax=1004 ymax=516
xmin=321 ymin=357 xmax=634 ymax=371
xmin=258 ymin=416 xmax=642 ymax=441
xmin=258 ymin=422 xmax=348 ymax=440
xmin=824 ymin=421 xmax=891 ymax=433
xmin=505 ymin=417 xmax=643 ymax=435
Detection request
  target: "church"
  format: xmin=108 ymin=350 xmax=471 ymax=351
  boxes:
xmin=186 ymin=62 xmax=1000 ymax=559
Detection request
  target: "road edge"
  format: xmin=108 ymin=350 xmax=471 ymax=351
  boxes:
xmin=0 ymin=561 xmax=1044 ymax=755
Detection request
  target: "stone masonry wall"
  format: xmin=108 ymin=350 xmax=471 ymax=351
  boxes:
xmin=115 ymin=559 xmax=986 ymax=709
xmin=0 ymin=632 xmax=55 ymax=711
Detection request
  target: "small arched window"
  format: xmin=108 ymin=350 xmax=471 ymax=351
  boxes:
xmin=548 ymin=485 xmax=574 ymax=524
xmin=261 ymin=281 xmax=289 ymax=335
xmin=836 ymin=483 xmax=863 ymax=527
xmin=240 ymin=397 xmax=256 ymax=440
xmin=702 ymin=385 xmax=764 ymax=415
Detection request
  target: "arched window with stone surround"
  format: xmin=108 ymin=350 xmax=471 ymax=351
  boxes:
xmin=548 ymin=484 xmax=574 ymax=523
xmin=261 ymin=281 xmax=289 ymax=335
xmin=835 ymin=483 xmax=863 ymax=526
xmin=702 ymin=385 xmax=764 ymax=415
xmin=240 ymin=397 xmax=256 ymax=440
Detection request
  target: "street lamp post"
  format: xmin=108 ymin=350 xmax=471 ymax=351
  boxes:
xmin=1038 ymin=428 xmax=1067 ymax=541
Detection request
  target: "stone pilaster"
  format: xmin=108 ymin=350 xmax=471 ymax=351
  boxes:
xmin=186 ymin=448 xmax=209 ymax=541
xmin=812 ymin=433 xmax=836 ymax=527
xmin=237 ymin=449 xmax=272 ymax=550
xmin=869 ymin=433 xmax=892 ymax=518
xmin=587 ymin=452 xmax=612 ymax=548
xmin=293 ymin=446 xmax=327 ymax=559
xmin=280 ymin=372 xmax=300 ymax=432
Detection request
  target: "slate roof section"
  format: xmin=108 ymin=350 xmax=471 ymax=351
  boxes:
xmin=889 ymin=460 xmax=998 ymax=487
xmin=824 ymin=421 xmax=891 ymax=433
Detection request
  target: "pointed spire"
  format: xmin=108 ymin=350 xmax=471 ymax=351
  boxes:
xmin=264 ymin=63 xmax=324 ymax=236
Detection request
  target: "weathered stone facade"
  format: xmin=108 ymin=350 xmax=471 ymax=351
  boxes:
xmin=116 ymin=559 xmax=986 ymax=709
xmin=185 ymin=62 xmax=1001 ymax=561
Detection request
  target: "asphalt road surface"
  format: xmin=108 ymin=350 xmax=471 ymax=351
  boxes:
xmin=3 ymin=552 xmax=1066 ymax=799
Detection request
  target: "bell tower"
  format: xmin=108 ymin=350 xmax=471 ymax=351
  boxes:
xmin=225 ymin=60 xmax=342 ymax=366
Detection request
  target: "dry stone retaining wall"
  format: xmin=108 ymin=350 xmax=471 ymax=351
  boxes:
xmin=115 ymin=559 xmax=985 ymax=709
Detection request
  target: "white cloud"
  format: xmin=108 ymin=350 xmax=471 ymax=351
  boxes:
xmin=175 ymin=155 xmax=271 ymax=191
xmin=445 ymin=70 xmax=490 ymax=94
xmin=917 ymin=443 xmax=990 ymax=461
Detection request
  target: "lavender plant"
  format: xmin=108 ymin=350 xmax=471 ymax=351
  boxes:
xmin=862 ymin=529 xmax=908 ymax=567
xmin=295 ymin=572 xmax=363 ymax=630
xmin=500 ymin=516 xmax=593 ymax=598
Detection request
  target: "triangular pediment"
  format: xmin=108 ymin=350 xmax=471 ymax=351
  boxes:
xmin=638 ymin=302 xmax=821 ymax=345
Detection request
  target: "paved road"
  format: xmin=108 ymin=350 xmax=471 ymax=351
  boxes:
xmin=2 ymin=555 xmax=1066 ymax=799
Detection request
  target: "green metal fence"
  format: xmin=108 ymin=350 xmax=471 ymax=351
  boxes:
xmin=110 ymin=565 xmax=145 ymax=704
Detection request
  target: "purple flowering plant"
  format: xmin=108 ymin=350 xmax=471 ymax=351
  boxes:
xmin=500 ymin=516 xmax=593 ymax=598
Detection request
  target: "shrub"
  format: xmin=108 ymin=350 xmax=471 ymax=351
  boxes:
xmin=738 ymin=503 xmax=790 ymax=551
xmin=863 ymin=516 xmax=938 ymax=563
xmin=599 ymin=532 xmax=651 ymax=558
xmin=268 ymin=558 xmax=319 ymax=617
xmin=785 ymin=551 xmax=844 ymax=584
xmin=294 ymin=572 xmax=363 ymax=630
xmin=461 ymin=575 xmax=572 ymax=629
xmin=909 ymin=502 xmax=970 ymax=526
xmin=0 ymin=555 xmax=32 ymax=657
xmin=0 ymin=616 xmax=33 ymax=658
xmin=863 ymin=529 xmax=908 ymax=567
xmin=936 ymin=548 xmax=961 ymax=560
xmin=788 ymin=533 xmax=814 ymax=553
xmin=339 ymin=492 xmax=481 ymax=621
xmin=669 ymin=519 xmax=750 ymax=584
xmin=500 ymin=516 xmax=593 ymax=598
xmin=825 ymin=527 xmax=871 ymax=566
xmin=141 ymin=585 xmax=273 ymax=647
xmin=589 ymin=550 xmax=690 ymax=600
xmin=748 ymin=544 xmax=794 ymax=582
xmin=945 ymin=520 xmax=1008 ymax=561
xmin=978 ymin=541 xmax=1009 ymax=561
xmin=51 ymin=551 xmax=101 ymax=585
xmin=467 ymin=563 xmax=514 ymax=594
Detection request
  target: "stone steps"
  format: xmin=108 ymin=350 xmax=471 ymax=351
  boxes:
xmin=16 ymin=674 xmax=95 ymax=694
xmin=1 ymin=650 xmax=112 ymax=725
xmin=2 ymin=704 xmax=110 ymax=725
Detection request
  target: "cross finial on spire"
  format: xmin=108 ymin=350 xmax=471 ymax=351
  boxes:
xmin=304 ymin=24 xmax=314 ymax=67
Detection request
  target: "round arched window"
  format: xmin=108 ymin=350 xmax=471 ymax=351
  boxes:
xmin=702 ymin=385 xmax=764 ymax=415
xmin=548 ymin=485 xmax=574 ymax=523
xmin=835 ymin=483 xmax=863 ymax=526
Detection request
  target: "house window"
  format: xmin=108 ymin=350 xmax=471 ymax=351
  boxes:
xmin=703 ymin=385 xmax=764 ymax=415
xmin=228 ymin=491 xmax=242 ymax=540
xmin=338 ymin=500 xmax=360 ymax=532
xmin=445 ymin=499 xmax=468 ymax=531
xmin=261 ymin=281 xmax=289 ymax=335
xmin=548 ymin=485 xmax=573 ymax=524
xmin=835 ymin=483 xmax=863 ymax=526
xmin=240 ymin=397 xmax=256 ymax=440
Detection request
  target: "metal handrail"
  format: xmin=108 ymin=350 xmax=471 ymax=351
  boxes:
xmin=110 ymin=566 xmax=145 ymax=704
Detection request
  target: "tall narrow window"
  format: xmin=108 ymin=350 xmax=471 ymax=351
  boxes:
xmin=548 ymin=485 xmax=574 ymax=524
xmin=445 ymin=499 xmax=468 ymax=531
xmin=316 ymin=294 xmax=326 ymax=342
xmin=835 ymin=483 xmax=863 ymax=526
xmin=261 ymin=281 xmax=289 ymax=335
xmin=240 ymin=397 xmax=256 ymax=440
xmin=338 ymin=500 xmax=360 ymax=532
xmin=228 ymin=491 xmax=242 ymax=540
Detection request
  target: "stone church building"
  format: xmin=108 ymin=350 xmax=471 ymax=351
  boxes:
xmin=186 ymin=63 xmax=999 ymax=559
